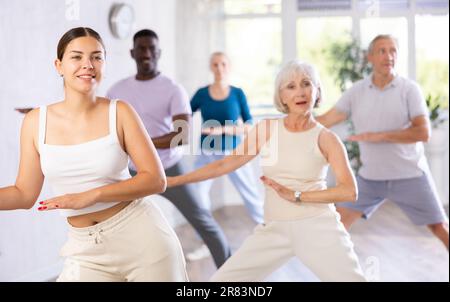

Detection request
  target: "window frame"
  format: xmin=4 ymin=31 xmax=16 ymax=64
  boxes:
xmin=218 ymin=0 xmax=448 ymax=111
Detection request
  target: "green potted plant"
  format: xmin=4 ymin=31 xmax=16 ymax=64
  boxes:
xmin=425 ymin=93 xmax=449 ymax=157
xmin=326 ymin=36 xmax=372 ymax=174
xmin=425 ymin=94 xmax=449 ymax=129
xmin=424 ymin=93 xmax=449 ymax=207
xmin=327 ymin=38 xmax=372 ymax=92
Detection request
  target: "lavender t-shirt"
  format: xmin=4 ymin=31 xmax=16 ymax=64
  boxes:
xmin=107 ymin=74 xmax=191 ymax=170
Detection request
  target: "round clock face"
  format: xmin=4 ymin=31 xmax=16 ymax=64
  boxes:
xmin=109 ymin=4 xmax=135 ymax=39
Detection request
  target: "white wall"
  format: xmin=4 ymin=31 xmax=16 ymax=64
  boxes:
xmin=0 ymin=0 xmax=178 ymax=282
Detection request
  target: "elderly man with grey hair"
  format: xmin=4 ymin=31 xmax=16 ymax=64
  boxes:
xmin=317 ymin=34 xmax=449 ymax=251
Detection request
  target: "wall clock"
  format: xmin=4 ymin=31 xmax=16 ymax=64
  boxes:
xmin=109 ymin=3 xmax=135 ymax=39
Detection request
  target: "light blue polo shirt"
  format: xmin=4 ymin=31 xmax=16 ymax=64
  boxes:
xmin=335 ymin=75 xmax=429 ymax=180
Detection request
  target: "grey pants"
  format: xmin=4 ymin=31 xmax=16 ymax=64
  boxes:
xmin=131 ymin=162 xmax=231 ymax=267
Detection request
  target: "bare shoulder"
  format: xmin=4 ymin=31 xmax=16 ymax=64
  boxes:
xmin=115 ymin=99 xmax=143 ymax=130
xmin=318 ymin=126 xmax=341 ymax=143
xmin=24 ymin=107 xmax=40 ymax=122
xmin=20 ymin=108 xmax=41 ymax=149
xmin=116 ymin=99 xmax=137 ymax=117
xmin=318 ymin=127 xmax=345 ymax=158
xmin=22 ymin=107 xmax=44 ymax=133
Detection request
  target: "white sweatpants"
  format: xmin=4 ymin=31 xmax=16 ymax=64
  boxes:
xmin=57 ymin=197 xmax=189 ymax=282
xmin=210 ymin=209 xmax=366 ymax=282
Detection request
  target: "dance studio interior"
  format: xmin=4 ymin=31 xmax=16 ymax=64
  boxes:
xmin=0 ymin=0 xmax=448 ymax=282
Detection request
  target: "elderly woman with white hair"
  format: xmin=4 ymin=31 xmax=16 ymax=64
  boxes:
xmin=167 ymin=60 xmax=366 ymax=282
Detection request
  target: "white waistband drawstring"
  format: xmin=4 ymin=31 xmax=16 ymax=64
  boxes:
xmin=89 ymin=228 xmax=104 ymax=244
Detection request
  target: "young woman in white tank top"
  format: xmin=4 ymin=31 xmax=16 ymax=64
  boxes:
xmin=0 ymin=27 xmax=188 ymax=282
xmin=168 ymin=60 xmax=366 ymax=281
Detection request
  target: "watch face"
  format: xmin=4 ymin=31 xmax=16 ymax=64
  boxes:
xmin=109 ymin=4 xmax=135 ymax=39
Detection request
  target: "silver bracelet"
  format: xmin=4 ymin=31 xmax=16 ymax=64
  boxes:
xmin=294 ymin=191 xmax=302 ymax=203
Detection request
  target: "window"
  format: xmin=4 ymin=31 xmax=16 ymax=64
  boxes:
xmin=224 ymin=0 xmax=281 ymax=15
xmin=220 ymin=0 xmax=448 ymax=116
xmin=297 ymin=0 xmax=352 ymax=11
xmin=358 ymin=0 xmax=409 ymax=13
xmin=297 ymin=17 xmax=353 ymax=112
xmin=225 ymin=18 xmax=282 ymax=109
xmin=416 ymin=14 xmax=449 ymax=106
xmin=416 ymin=0 xmax=449 ymax=10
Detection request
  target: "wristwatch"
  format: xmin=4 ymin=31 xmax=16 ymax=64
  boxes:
xmin=294 ymin=191 xmax=302 ymax=203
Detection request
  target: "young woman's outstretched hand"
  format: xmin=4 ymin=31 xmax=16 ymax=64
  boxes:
xmin=37 ymin=190 xmax=99 ymax=211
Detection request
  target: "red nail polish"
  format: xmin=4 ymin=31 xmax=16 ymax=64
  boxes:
xmin=38 ymin=207 xmax=47 ymax=211
xmin=39 ymin=201 xmax=44 ymax=205
xmin=55 ymin=205 xmax=59 ymax=208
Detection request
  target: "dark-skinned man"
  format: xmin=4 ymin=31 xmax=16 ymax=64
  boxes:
xmin=107 ymin=29 xmax=231 ymax=268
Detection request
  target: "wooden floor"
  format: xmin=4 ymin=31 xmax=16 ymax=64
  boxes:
xmin=174 ymin=202 xmax=449 ymax=282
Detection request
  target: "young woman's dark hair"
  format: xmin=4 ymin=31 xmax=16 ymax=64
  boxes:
xmin=57 ymin=27 xmax=105 ymax=60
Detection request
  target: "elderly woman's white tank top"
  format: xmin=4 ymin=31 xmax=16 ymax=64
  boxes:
xmin=260 ymin=119 xmax=335 ymax=221
xmin=38 ymin=100 xmax=131 ymax=217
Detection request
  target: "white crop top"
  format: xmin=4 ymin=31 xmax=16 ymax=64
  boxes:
xmin=39 ymin=100 xmax=131 ymax=217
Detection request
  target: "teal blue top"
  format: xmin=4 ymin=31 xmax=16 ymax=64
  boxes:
xmin=191 ymin=86 xmax=253 ymax=151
